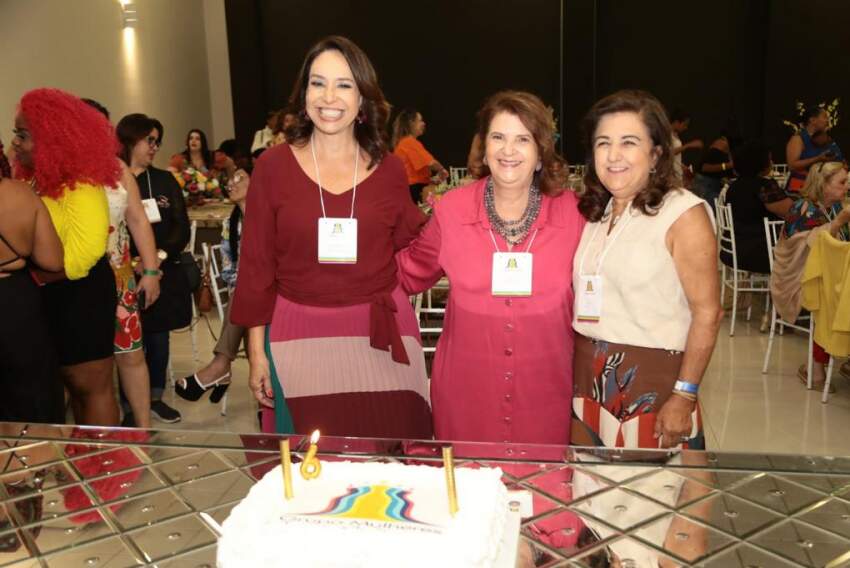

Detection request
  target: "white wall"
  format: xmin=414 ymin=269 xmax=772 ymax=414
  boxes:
xmin=0 ymin=0 xmax=234 ymax=166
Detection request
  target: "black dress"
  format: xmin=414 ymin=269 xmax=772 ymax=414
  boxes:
xmin=721 ymin=176 xmax=785 ymax=274
xmin=133 ymin=167 xmax=192 ymax=332
xmin=0 ymin=235 xmax=64 ymax=423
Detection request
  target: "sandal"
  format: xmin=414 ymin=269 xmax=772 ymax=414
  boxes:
xmin=176 ymin=372 xmax=231 ymax=402
xmin=797 ymin=364 xmax=836 ymax=393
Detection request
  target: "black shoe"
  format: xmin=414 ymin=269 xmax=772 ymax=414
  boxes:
xmin=176 ymin=373 xmax=231 ymax=402
xmin=209 ymin=382 xmax=230 ymax=404
xmin=151 ymin=400 xmax=181 ymax=423
xmin=121 ymin=411 xmax=136 ymax=428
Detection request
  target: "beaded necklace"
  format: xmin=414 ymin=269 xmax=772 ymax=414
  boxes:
xmin=484 ymin=177 xmax=541 ymax=246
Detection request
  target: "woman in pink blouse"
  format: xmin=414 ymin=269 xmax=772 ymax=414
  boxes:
xmin=397 ymin=91 xmax=584 ymax=444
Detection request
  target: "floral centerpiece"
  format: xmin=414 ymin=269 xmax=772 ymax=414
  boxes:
xmin=173 ymin=166 xmax=222 ymax=206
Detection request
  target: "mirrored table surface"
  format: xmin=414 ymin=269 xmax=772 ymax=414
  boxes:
xmin=1 ymin=423 xmax=850 ymax=567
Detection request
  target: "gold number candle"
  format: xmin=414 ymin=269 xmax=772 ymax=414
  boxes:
xmin=442 ymin=446 xmax=459 ymax=516
xmin=280 ymin=439 xmax=294 ymax=499
xmin=300 ymin=430 xmax=322 ymax=480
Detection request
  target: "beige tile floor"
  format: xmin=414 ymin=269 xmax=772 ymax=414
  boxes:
xmin=162 ymin=304 xmax=850 ymax=457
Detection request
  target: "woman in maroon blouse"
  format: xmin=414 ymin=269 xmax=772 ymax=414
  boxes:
xmin=231 ymin=36 xmax=432 ymax=438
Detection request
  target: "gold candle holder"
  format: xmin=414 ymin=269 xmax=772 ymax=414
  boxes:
xmin=442 ymin=446 xmax=459 ymax=516
xmin=280 ymin=439 xmax=294 ymax=500
xmin=300 ymin=430 xmax=322 ymax=480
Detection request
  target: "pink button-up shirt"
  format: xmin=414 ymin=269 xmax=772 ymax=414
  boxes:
xmin=396 ymin=177 xmax=585 ymax=444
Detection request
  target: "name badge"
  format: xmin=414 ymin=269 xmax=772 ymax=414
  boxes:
xmin=142 ymin=198 xmax=161 ymax=223
xmin=491 ymin=252 xmax=532 ymax=296
xmin=576 ymin=275 xmax=602 ymax=323
xmin=318 ymin=217 xmax=357 ymax=264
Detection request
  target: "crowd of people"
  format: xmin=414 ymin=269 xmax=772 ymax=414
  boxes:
xmin=0 ymin=34 xmax=846 ymax=456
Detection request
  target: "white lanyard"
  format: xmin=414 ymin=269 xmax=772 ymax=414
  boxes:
xmin=311 ymin=134 xmax=359 ymax=218
xmin=141 ymin=170 xmax=161 ymax=223
xmin=577 ymin=202 xmax=633 ymax=276
xmin=489 ymin=228 xmax=539 ymax=254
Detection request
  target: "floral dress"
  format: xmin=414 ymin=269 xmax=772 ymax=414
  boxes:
xmin=106 ymin=184 xmax=142 ymax=353
xmin=783 ymin=198 xmax=849 ymax=241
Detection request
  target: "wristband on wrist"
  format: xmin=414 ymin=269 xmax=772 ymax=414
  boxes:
xmin=142 ymin=268 xmax=161 ymax=277
xmin=673 ymin=379 xmax=699 ymax=395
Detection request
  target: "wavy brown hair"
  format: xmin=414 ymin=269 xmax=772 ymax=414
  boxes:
xmin=579 ymin=89 xmax=677 ymax=222
xmin=283 ymin=35 xmax=390 ymax=169
xmin=469 ymin=90 xmax=567 ymax=196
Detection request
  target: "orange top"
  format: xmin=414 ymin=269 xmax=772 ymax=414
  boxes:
xmin=393 ymin=136 xmax=435 ymax=185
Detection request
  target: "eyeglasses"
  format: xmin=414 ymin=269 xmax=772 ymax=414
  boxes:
xmin=146 ymin=136 xmax=161 ymax=148
xmin=12 ymin=128 xmax=30 ymax=142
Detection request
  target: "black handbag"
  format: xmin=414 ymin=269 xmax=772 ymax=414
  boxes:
xmin=178 ymin=251 xmax=202 ymax=292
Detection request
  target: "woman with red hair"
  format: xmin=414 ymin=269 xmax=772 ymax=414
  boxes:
xmin=12 ymin=88 xmax=121 ymax=426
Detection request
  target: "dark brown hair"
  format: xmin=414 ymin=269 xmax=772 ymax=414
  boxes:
xmin=470 ymin=90 xmax=567 ymax=196
xmin=579 ymin=89 xmax=677 ymax=222
xmin=116 ymin=113 xmax=155 ymax=166
xmin=283 ymin=35 xmax=390 ymax=169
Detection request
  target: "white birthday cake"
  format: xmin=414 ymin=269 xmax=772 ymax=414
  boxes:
xmin=217 ymin=461 xmax=510 ymax=568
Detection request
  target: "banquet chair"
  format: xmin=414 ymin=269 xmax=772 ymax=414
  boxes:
xmin=717 ymin=203 xmax=770 ymax=336
xmin=418 ymin=278 xmax=449 ymax=355
xmin=197 ymin=242 xmax=231 ymax=415
xmin=449 ymin=167 xmax=468 ymax=187
xmin=761 ymin=219 xmax=814 ymax=381
xmin=202 ymin=242 xmax=228 ymax=324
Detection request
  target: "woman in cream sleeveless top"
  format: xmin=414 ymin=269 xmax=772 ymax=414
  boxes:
xmin=571 ymin=90 xmax=722 ymax=450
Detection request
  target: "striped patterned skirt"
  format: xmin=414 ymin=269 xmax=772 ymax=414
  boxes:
xmin=263 ymin=285 xmax=433 ymax=439
xmin=571 ymin=334 xmax=703 ymax=449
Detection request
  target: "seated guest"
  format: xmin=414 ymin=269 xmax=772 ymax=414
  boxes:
xmin=775 ymin=162 xmax=850 ymax=389
xmin=397 ymin=90 xmax=584 ymax=444
xmin=721 ymin=140 xmax=793 ymax=274
xmin=12 ymin=88 xmax=120 ymax=426
xmin=177 ymin=169 xmax=251 ymax=405
xmin=571 ymin=90 xmax=722 ymax=449
xmin=169 ymin=128 xmax=234 ymax=196
xmin=0 ymin=175 xmax=65 ymax=423
xmin=392 ymin=109 xmax=448 ymax=203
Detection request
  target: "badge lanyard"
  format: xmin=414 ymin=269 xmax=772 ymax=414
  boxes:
xmin=489 ymin=229 xmax=538 ymax=297
xmin=312 ymin=135 xmax=360 ymax=264
xmin=577 ymin=203 xmax=633 ymax=277
xmin=312 ymin=134 xmax=359 ymax=220
xmin=575 ymin=202 xmax=633 ymax=323
xmin=141 ymin=170 xmax=162 ymax=224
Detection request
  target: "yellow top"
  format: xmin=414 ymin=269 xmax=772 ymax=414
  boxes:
xmin=42 ymin=183 xmax=109 ymax=280
xmin=801 ymin=230 xmax=850 ymax=357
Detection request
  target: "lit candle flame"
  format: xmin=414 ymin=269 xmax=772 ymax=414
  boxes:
xmin=310 ymin=430 xmax=320 ymax=444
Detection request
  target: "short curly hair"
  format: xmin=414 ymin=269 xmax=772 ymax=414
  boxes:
xmin=283 ymin=35 xmax=390 ymax=170
xmin=579 ymin=89 xmax=677 ymax=222
xmin=469 ymin=90 xmax=567 ymax=196
xmin=14 ymin=88 xmax=120 ymax=199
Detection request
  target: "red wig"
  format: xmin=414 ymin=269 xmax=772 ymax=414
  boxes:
xmin=14 ymin=88 xmax=120 ymax=199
